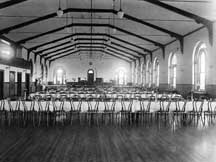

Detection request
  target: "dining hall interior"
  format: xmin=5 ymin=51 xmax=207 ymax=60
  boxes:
xmin=0 ymin=0 xmax=216 ymax=161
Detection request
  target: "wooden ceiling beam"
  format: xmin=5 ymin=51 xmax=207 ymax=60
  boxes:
xmin=0 ymin=0 xmax=28 ymax=10
xmin=143 ymin=0 xmax=213 ymax=45
xmin=44 ymin=42 xmax=139 ymax=60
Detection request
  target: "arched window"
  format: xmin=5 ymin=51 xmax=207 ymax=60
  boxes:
xmin=54 ymin=67 xmax=66 ymax=84
xmin=87 ymin=69 xmax=94 ymax=84
xmin=115 ymin=67 xmax=126 ymax=85
xmin=153 ymin=58 xmax=160 ymax=87
xmin=146 ymin=60 xmax=152 ymax=87
xmin=142 ymin=63 xmax=146 ymax=86
xmin=140 ymin=62 xmax=145 ymax=85
xmin=45 ymin=64 xmax=48 ymax=80
xmin=41 ymin=64 xmax=44 ymax=81
xmin=29 ymin=59 xmax=33 ymax=77
xmin=193 ymin=42 xmax=207 ymax=91
xmin=135 ymin=63 xmax=138 ymax=84
xmin=168 ymin=53 xmax=177 ymax=89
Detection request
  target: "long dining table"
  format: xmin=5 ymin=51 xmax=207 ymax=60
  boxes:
xmin=0 ymin=99 xmax=211 ymax=113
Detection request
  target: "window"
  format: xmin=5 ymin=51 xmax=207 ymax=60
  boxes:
xmin=168 ymin=53 xmax=177 ymax=89
xmin=54 ymin=68 xmax=66 ymax=84
xmin=142 ymin=64 xmax=146 ymax=86
xmin=115 ymin=68 xmax=126 ymax=85
xmin=140 ymin=62 xmax=145 ymax=85
xmin=193 ymin=42 xmax=207 ymax=91
xmin=146 ymin=60 xmax=152 ymax=87
xmin=41 ymin=64 xmax=44 ymax=81
xmin=153 ymin=58 xmax=160 ymax=87
xmin=135 ymin=63 xmax=138 ymax=84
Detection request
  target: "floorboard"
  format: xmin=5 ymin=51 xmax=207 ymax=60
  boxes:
xmin=0 ymin=124 xmax=216 ymax=162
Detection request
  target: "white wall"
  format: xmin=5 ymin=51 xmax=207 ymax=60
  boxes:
xmin=49 ymin=54 xmax=131 ymax=83
xmin=151 ymin=23 xmax=216 ymax=95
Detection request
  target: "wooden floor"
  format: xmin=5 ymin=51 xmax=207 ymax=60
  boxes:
xmin=0 ymin=123 xmax=216 ymax=162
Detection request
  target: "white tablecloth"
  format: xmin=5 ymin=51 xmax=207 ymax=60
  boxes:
xmin=1 ymin=100 xmax=211 ymax=113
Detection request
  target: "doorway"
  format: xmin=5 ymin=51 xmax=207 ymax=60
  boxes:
xmin=17 ymin=72 xmax=22 ymax=97
xmin=0 ymin=70 xmax=4 ymax=99
xmin=25 ymin=73 xmax=30 ymax=96
xmin=9 ymin=71 xmax=15 ymax=97
xmin=87 ymin=69 xmax=94 ymax=84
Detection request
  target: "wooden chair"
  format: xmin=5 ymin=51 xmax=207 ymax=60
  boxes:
xmin=204 ymin=99 xmax=215 ymax=126
xmin=52 ymin=98 xmax=65 ymax=126
xmin=186 ymin=98 xmax=204 ymax=126
xmin=69 ymin=95 xmax=82 ymax=125
xmin=155 ymin=95 xmax=171 ymax=122
xmin=102 ymin=98 xmax=116 ymax=125
xmin=86 ymin=95 xmax=99 ymax=126
xmin=0 ymin=100 xmax=7 ymax=126
xmin=21 ymin=99 xmax=35 ymax=127
xmin=7 ymin=99 xmax=21 ymax=126
xmin=37 ymin=98 xmax=51 ymax=127
xmin=171 ymin=99 xmax=187 ymax=126
xmin=135 ymin=96 xmax=154 ymax=124
xmin=116 ymin=95 xmax=133 ymax=126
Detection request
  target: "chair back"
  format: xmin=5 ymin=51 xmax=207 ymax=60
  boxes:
xmin=45 ymin=94 xmax=52 ymax=101
xmin=86 ymin=95 xmax=99 ymax=111
xmin=193 ymin=99 xmax=204 ymax=112
xmin=121 ymin=98 xmax=133 ymax=112
xmin=7 ymin=99 xmax=20 ymax=111
xmin=34 ymin=94 xmax=42 ymax=101
xmin=37 ymin=99 xmax=50 ymax=112
xmin=104 ymin=98 xmax=116 ymax=112
xmin=70 ymin=95 xmax=82 ymax=112
xmin=159 ymin=97 xmax=171 ymax=112
xmin=21 ymin=100 xmax=35 ymax=112
xmin=207 ymin=99 xmax=213 ymax=112
xmin=177 ymin=99 xmax=187 ymax=112
xmin=145 ymin=98 xmax=153 ymax=112
xmin=0 ymin=100 xmax=5 ymax=111
xmin=52 ymin=98 xmax=64 ymax=112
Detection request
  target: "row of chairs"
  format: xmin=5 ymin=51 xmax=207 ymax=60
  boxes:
xmin=0 ymin=96 xmax=216 ymax=127
xmin=31 ymin=93 xmax=182 ymax=102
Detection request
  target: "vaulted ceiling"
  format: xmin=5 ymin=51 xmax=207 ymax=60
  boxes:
xmin=0 ymin=0 xmax=215 ymax=62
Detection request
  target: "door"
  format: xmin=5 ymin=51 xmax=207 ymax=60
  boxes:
xmin=25 ymin=73 xmax=30 ymax=96
xmin=87 ymin=69 xmax=94 ymax=84
xmin=9 ymin=71 xmax=15 ymax=97
xmin=0 ymin=70 xmax=4 ymax=99
xmin=17 ymin=72 xmax=22 ymax=96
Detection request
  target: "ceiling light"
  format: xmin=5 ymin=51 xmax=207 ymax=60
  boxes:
xmin=117 ymin=9 xmax=124 ymax=19
xmin=57 ymin=8 xmax=63 ymax=17
xmin=0 ymin=39 xmax=10 ymax=46
xmin=118 ymin=0 xmax=124 ymax=19
xmin=70 ymin=37 xmax=75 ymax=44
xmin=57 ymin=69 xmax=63 ymax=74
xmin=65 ymin=26 xmax=71 ymax=33
xmin=113 ymin=28 xmax=117 ymax=34
xmin=107 ymin=38 xmax=111 ymax=45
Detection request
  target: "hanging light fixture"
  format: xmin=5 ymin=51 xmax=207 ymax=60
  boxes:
xmin=70 ymin=16 xmax=74 ymax=44
xmin=107 ymin=38 xmax=111 ymax=45
xmin=74 ymin=45 xmax=77 ymax=50
xmin=113 ymin=27 xmax=116 ymax=34
xmin=117 ymin=0 xmax=124 ymax=19
xmin=56 ymin=0 xmax=64 ymax=17
xmin=70 ymin=37 xmax=75 ymax=44
xmin=90 ymin=0 xmax=93 ymax=58
xmin=65 ymin=0 xmax=70 ymax=33
xmin=112 ymin=0 xmax=117 ymax=34
xmin=104 ymin=38 xmax=107 ymax=50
